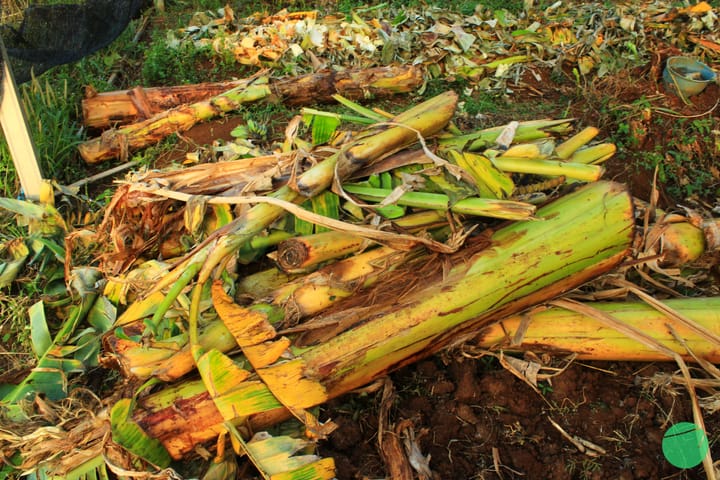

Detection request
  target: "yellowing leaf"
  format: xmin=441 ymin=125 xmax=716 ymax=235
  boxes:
xmin=226 ymin=425 xmax=336 ymax=480
xmin=681 ymin=2 xmax=712 ymax=14
xmin=110 ymin=399 xmax=172 ymax=467
xmin=578 ymin=56 xmax=595 ymax=75
xmin=184 ymin=195 xmax=210 ymax=239
xmin=257 ymin=359 xmax=328 ymax=410
xmin=196 ymin=349 xmax=251 ymax=398
xmin=212 ymin=281 xmax=276 ymax=346
xmin=243 ymin=337 xmax=291 ymax=368
xmin=448 ymin=150 xmax=514 ymax=199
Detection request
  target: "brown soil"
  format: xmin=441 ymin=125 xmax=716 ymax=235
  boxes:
xmin=321 ymin=357 xmax=708 ymax=479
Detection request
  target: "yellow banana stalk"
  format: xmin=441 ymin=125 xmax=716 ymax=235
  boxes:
xmin=271 ymin=231 xmax=368 ymax=273
xmin=501 ymin=143 xmax=546 ymax=158
xmin=554 ymin=126 xmax=600 ymax=159
xmin=438 ymin=118 xmax=574 ymax=152
xmin=237 ymin=268 xmax=298 ymax=299
xmin=480 ymin=297 xmax=720 ymax=362
xmin=342 ymin=184 xmax=536 ymax=220
xmin=490 ymin=156 xmax=604 ymax=182
xmin=570 ymin=143 xmax=617 ymax=165
xmin=647 ymin=220 xmax=706 ymax=267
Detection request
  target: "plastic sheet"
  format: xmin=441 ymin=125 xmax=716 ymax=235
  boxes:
xmin=0 ymin=0 xmax=145 ymax=83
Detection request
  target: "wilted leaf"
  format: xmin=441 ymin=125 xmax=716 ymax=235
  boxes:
xmin=0 ymin=239 xmax=29 ymax=288
xmin=110 ymin=399 xmax=172 ymax=468
xmin=226 ymin=425 xmax=336 ymax=480
xmin=29 ymin=301 xmax=52 ymax=359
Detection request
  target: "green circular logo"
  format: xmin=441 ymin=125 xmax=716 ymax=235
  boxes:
xmin=662 ymin=422 xmax=709 ymax=469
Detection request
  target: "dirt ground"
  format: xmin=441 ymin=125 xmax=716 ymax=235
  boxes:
xmin=153 ymin=51 xmax=720 ymax=479
xmin=321 ymin=357 xmax=705 ymax=480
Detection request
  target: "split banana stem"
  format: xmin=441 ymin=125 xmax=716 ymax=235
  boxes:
xmin=438 ymin=118 xmax=574 ymax=151
xmin=343 ymin=185 xmax=536 ymax=220
xmin=491 ymin=156 xmax=604 ymax=182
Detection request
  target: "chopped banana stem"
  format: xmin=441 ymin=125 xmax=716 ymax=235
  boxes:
xmin=554 ymin=126 xmax=600 ymax=159
xmin=491 ymin=156 xmax=604 ymax=182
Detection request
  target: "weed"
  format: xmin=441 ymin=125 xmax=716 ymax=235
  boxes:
xmin=189 ymin=0 xmax=227 ymax=10
xmin=565 ymin=458 xmax=602 ymax=480
xmin=503 ymin=421 xmax=526 ymax=445
xmin=487 ymin=404 xmax=509 ymax=414
xmin=462 ymin=91 xmax=502 ymax=117
xmin=502 ymin=420 xmax=541 ymax=446
xmin=129 ymin=134 xmax=183 ymax=169
xmin=0 ymin=293 xmax=33 ymax=354
xmin=335 ymin=0 xmax=494 ymax=16
xmin=333 ymin=392 xmax=378 ymax=425
xmin=545 ymin=397 xmax=582 ymax=417
xmin=142 ymin=36 xmax=204 ymax=85
xmin=600 ymin=427 xmax=632 ymax=456
xmin=244 ymin=101 xmax=295 ymax=140
xmin=691 ymin=118 xmax=712 ymax=136
xmin=478 ymin=355 xmax=499 ymax=371
xmin=395 ymin=369 xmax=431 ymax=397
xmin=538 ymin=381 xmax=553 ymax=395
xmin=605 ymin=94 xmax=720 ymax=202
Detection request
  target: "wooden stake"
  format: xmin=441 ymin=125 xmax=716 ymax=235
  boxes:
xmin=0 ymin=39 xmax=43 ymax=200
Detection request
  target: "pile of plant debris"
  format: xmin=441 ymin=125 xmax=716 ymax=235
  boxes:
xmin=1 ymin=2 xmax=720 ymax=480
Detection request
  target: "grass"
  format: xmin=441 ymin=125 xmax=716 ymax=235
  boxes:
xmin=20 ymin=78 xmax=86 ymax=184
xmin=141 ymin=30 xmax=241 ymax=86
xmin=0 ymin=76 xmax=85 ymax=198
xmin=0 ymin=293 xmax=33 ymax=354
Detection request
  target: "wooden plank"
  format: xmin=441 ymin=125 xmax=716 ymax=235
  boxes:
xmin=0 ymin=38 xmax=43 ymax=200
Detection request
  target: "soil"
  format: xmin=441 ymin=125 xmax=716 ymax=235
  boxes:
xmin=153 ymin=56 xmax=720 ymax=479
xmin=321 ymin=357 xmax=706 ymax=480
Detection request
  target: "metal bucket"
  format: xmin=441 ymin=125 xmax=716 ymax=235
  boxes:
xmin=663 ymin=56 xmax=717 ymax=102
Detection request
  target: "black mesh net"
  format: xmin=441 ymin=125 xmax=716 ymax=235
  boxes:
xmin=1 ymin=0 xmax=146 ymax=83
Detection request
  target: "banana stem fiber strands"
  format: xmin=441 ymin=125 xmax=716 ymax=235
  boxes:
xmin=124 ymin=180 xmax=634 ymax=460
